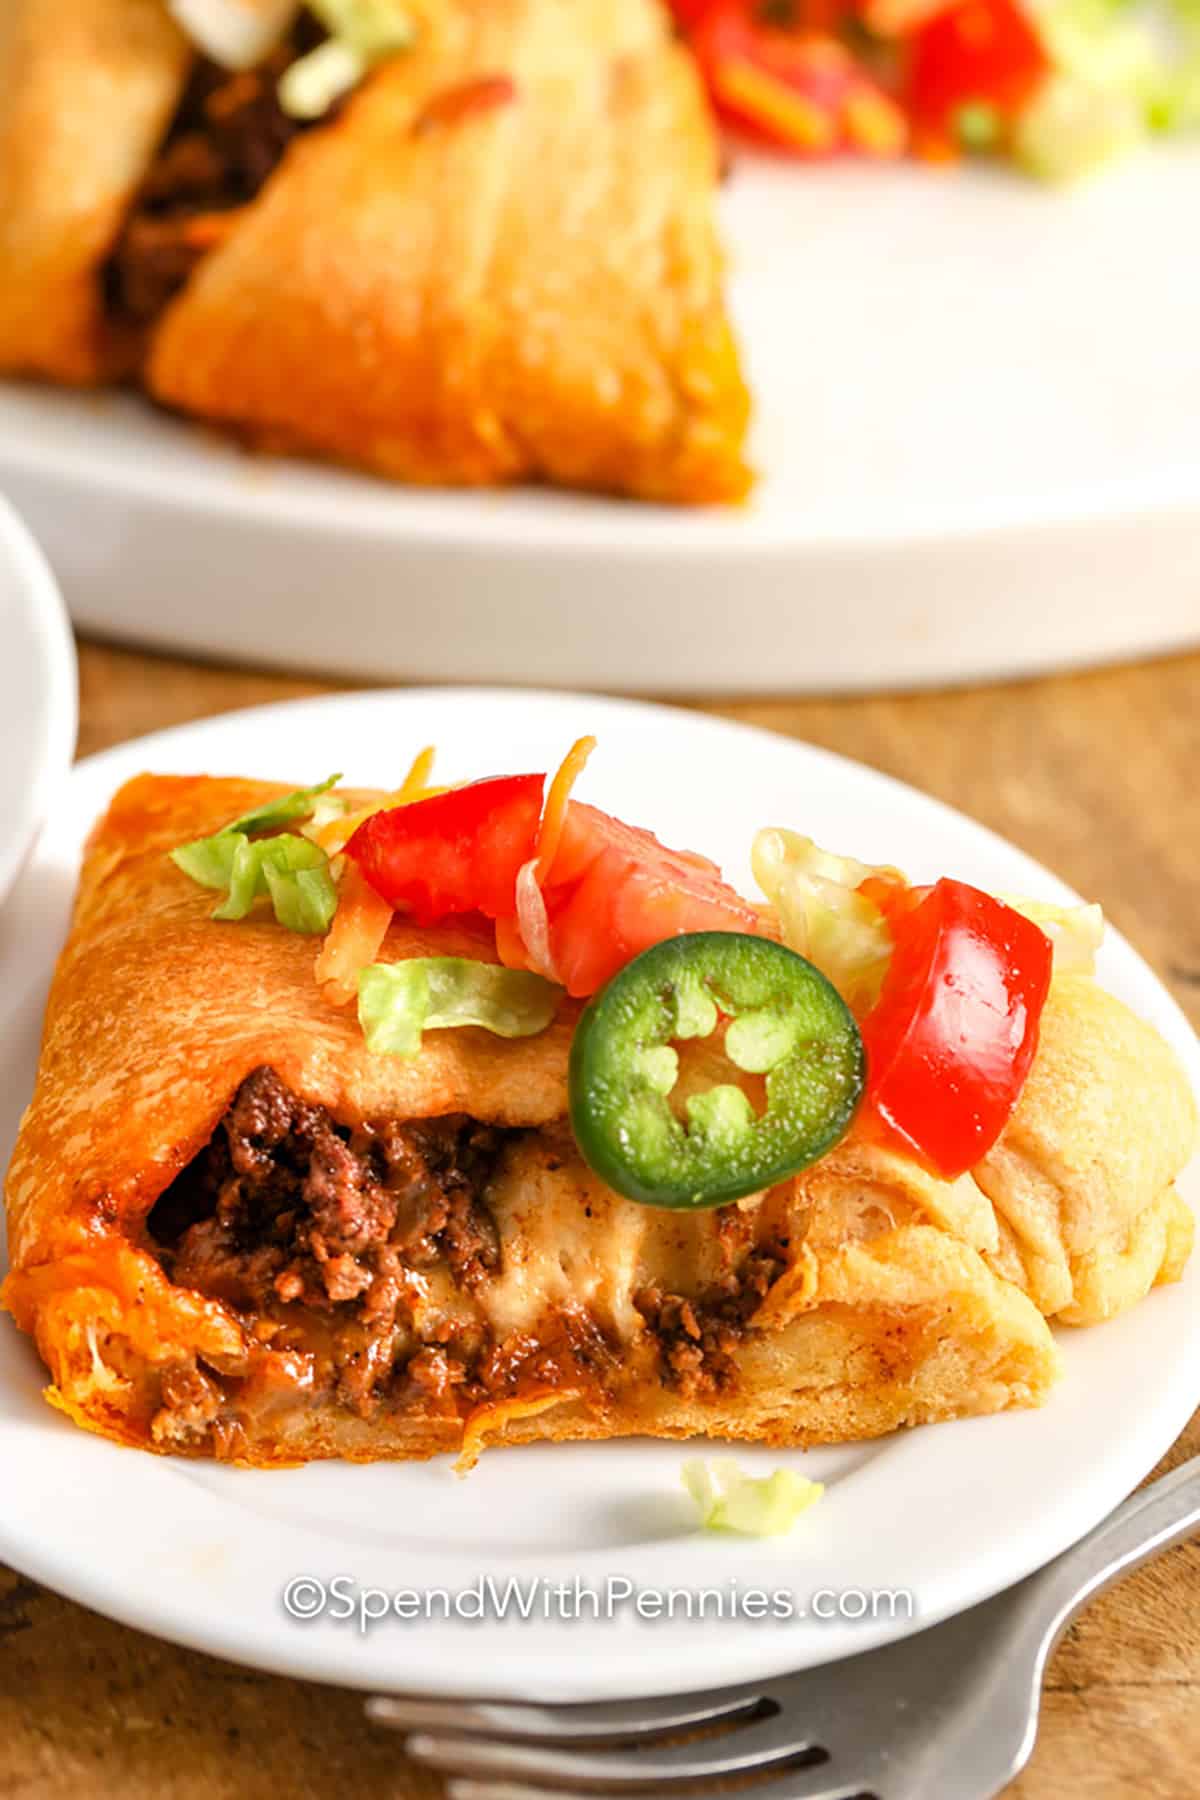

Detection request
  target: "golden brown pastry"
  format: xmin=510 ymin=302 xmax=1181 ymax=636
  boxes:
xmin=975 ymin=974 xmax=1195 ymax=1324
xmin=147 ymin=0 xmax=751 ymax=501
xmin=0 ymin=0 xmax=751 ymax=503
xmin=4 ymin=772 xmax=1192 ymax=1468
xmin=0 ymin=0 xmax=190 ymax=381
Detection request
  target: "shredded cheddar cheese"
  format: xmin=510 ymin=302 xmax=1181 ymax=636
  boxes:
xmin=715 ymin=61 xmax=839 ymax=152
xmin=494 ymin=913 xmax=534 ymax=972
xmin=315 ymin=863 xmax=395 ymax=1006
xmin=313 ymin=746 xmax=443 ymax=1004
xmin=455 ymin=1389 xmax=576 ymax=1473
xmin=314 ymin=744 xmax=439 ymax=853
xmin=534 ymin=735 xmax=596 ymax=881
xmin=501 ymin=735 xmax=596 ymax=983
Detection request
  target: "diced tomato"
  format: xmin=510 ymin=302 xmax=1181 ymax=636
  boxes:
xmin=905 ymin=0 xmax=1050 ymax=143
xmin=669 ymin=0 xmax=859 ymax=33
xmin=346 ymin=774 xmax=543 ymax=925
xmin=860 ymin=878 xmax=1053 ymax=1179
xmin=690 ymin=2 xmax=907 ymax=158
xmin=539 ymin=803 xmax=762 ymax=997
xmin=345 ymin=775 xmax=761 ymax=998
xmin=666 ymin=0 xmax=721 ymax=31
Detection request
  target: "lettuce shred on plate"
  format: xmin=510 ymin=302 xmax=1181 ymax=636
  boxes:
xmin=682 ymin=1458 xmax=824 ymax=1537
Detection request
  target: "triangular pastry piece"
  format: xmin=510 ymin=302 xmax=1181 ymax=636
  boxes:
xmin=146 ymin=0 xmax=751 ymax=501
xmin=11 ymin=773 xmax=1193 ymax=1468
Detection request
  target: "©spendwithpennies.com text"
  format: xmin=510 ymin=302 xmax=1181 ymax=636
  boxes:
xmin=282 ymin=1574 xmax=916 ymax=1634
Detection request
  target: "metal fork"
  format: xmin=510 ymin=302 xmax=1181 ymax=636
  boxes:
xmin=369 ymin=1453 xmax=1200 ymax=1800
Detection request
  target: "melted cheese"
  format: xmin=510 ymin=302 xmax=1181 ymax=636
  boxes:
xmin=480 ymin=1142 xmax=649 ymax=1339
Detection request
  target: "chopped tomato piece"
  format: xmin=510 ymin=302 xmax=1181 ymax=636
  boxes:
xmin=346 ymin=774 xmax=543 ymax=925
xmin=539 ymin=804 xmax=762 ymax=997
xmin=691 ymin=2 xmax=907 ymax=158
xmin=671 ymin=1 xmax=862 ymax=40
xmin=666 ymin=0 xmax=721 ymax=30
xmin=905 ymin=0 xmax=1050 ymax=144
xmin=346 ymin=773 xmax=761 ymax=998
xmin=860 ymin=877 xmax=1053 ymax=1178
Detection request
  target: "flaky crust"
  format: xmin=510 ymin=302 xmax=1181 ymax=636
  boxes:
xmin=976 ymin=973 xmax=1196 ymax=1323
xmin=0 ymin=0 xmax=189 ymax=382
xmin=146 ymin=0 xmax=751 ymax=502
xmin=2 ymin=774 xmax=578 ymax=1275
xmin=2 ymin=774 xmax=1193 ymax=1467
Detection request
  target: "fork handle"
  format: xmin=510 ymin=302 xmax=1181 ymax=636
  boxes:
xmin=1009 ymin=1453 xmax=1200 ymax=1670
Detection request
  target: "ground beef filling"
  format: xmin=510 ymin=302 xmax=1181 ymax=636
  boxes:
xmin=634 ymin=1249 xmax=785 ymax=1401
xmin=145 ymin=1068 xmax=785 ymax=1444
xmin=147 ymin=1067 xmax=510 ymax=1423
xmin=104 ymin=20 xmax=324 ymax=329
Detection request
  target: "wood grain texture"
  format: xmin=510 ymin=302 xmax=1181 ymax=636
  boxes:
xmin=3 ymin=637 xmax=1198 ymax=1799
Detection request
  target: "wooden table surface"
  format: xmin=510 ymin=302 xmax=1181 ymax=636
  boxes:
xmin=4 ymin=639 xmax=1199 ymax=1799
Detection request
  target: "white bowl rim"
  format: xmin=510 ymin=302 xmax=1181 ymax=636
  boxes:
xmin=0 ymin=492 xmax=77 ymax=905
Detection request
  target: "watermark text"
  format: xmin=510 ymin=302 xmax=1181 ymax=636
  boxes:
xmin=282 ymin=1574 xmax=916 ymax=1633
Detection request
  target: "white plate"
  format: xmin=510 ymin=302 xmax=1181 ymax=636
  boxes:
xmin=0 ymin=496 xmax=76 ymax=908
xmin=3 ymin=151 xmax=1200 ymax=692
xmin=1 ymin=688 xmax=1198 ymax=1701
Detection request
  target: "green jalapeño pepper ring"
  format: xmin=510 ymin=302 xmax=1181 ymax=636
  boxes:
xmin=568 ymin=930 xmax=865 ymax=1210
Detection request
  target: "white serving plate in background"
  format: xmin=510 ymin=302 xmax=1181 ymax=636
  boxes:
xmin=0 ymin=497 xmax=76 ymax=907
xmin=1 ymin=689 xmax=1198 ymax=1700
xmin=1 ymin=148 xmax=1198 ymax=692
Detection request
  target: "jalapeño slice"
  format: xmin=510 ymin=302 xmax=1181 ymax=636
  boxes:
xmin=568 ymin=931 xmax=865 ymax=1210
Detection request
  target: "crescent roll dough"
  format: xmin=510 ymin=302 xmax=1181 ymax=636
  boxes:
xmin=976 ymin=974 xmax=1196 ymax=1324
xmin=0 ymin=0 xmax=750 ymax=501
xmin=0 ymin=0 xmax=190 ymax=381
xmin=146 ymin=0 xmax=751 ymax=501
xmin=2 ymin=775 xmax=1193 ymax=1467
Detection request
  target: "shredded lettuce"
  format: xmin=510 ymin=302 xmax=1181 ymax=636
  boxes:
xmin=279 ymin=38 xmax=367 ymax=117
xmin=279 ymin=0 xmax=415 ymax=117
xmin=225 ymin=774 xmax=342 ymax=837
xmin=751 ymin=829 xmax=1105 ymax=998
xmin=358 ymin=958 xmax=562 ymax=1057
xmin=1036 ymin=0 xmax=1166 ymax=102
xmin=215 ymin=834 xmax=287 ymax=922
xmin=751 ymin=829 xmax=902 ymax=1010
xmin=171 ymin=775 xmax=342 ymax=932
xmin=1005 ymin=898 xmax=1106 ymax=974
xmin=306 ymin=790 xmax=348 ymax=833
xmin=170 ymin=834 xmax=241 ymax=892
xmin=682 ymin=1459 xmax=824 ymax=1537
xmin=265 ymin=859 xmax=340 ymax=933
xmin=309 ymin=0 xmax=415 ymax=55
xmin=174 ymin=831 xmax=338 ymax=931
xmin=1020 ymin=0 xmax=1200 ymax=179
xmin=1014 ymin=71 xmax=1147 ymax=179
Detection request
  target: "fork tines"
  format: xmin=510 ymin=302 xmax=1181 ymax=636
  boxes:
xmin=368 ymin=1691 xmax=872 ymax=1799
